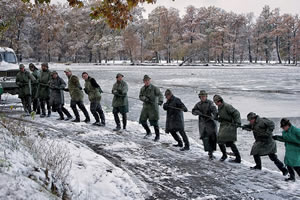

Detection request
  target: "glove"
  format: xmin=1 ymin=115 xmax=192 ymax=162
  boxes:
xmin=183 ymin=107 xmax=188 ymax=112
xmin=144 ymin=96 xmax=150 ymax=102
xmin=272 ymin=135 xmax=279 ymax=140
xmin=241 ymin=125 xmax=251 ymax=131
xmin=63 ymin=88 xmax=69 ymax=92
xmin=84 ymin=88 xmax=88 ymax=94
xmin=192 ymin=110 xmax=200 ymax=116
xmin=78 ymin=86 xmax=82 ymax=90
xmin=158 ymin=101 xmax=163 ymax=106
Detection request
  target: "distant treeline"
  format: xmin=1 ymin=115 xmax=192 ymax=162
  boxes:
xmin=1 ymin=0 xmax=300 ymax=65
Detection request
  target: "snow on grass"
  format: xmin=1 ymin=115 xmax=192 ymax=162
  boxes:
xmin=64 ymin=140 xmax=144 ymax=200
xmin=0 ymin=128 xmax=60 ymax=200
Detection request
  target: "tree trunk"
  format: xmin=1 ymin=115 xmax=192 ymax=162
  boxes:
xmin=140 ymin=36 xmax=144 ymax=63
xmin=293 ymin=31 xmax=297 ymax=64
xmin=248 ymin=38 xmax=252 ymax=63
xmin=287 ymin=34 xmax=291 ymax=64
xmin=89 ymin=50 xmax=92 ymax=63
xmin=275 ymin=36 xmax=282 ymax=64
xmin=232 ymin=44 xmax=236 ymax=64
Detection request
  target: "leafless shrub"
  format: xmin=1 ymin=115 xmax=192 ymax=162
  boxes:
xmin=0 ymin=116 xmax=72 ymax=197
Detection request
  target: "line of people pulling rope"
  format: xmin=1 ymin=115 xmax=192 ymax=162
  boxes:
xmin=15 ymin=63 xmax=300 ymax=182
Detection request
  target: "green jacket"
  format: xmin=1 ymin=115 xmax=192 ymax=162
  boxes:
xmin=38 ymin=69 xmax=51 ymax=99
xmin=84 ymin=77 xmax=101 ymax=102
xmin=16 ymin=70 xmax=36 ymax=98
xmin=112 ymin=80 xmax=128 ymax=109
xmin=281 ymin=126 xmax=300 ymax=167
xmin=217 ymin=102 xmax=241 ymax=143
xmin=31 ymin=69 xmax=40 ymax=99
xmin=68 ymin=75 xmax=84 ymax=102
xmin=244 ymin=116 xmax=277 ymax=156
xmin=139 ymin=84 xmax=163 ymax=123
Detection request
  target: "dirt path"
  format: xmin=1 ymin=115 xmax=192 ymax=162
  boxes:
xmin=3 ymin=112 xmax=300 ymax=200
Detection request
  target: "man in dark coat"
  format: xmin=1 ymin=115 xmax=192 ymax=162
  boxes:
xmin=16 ymin=64 xmax=36 ymax=115
xmin=243 ymin=112 xmax=288 ymax=175
xmin=192 ymin=90 xmax=218 ymax=159
xmin=112 ymin=73 xmax=128 ymax=131
xmin=139 ymin=75 xmax=163 ymax=142
xmin=213 ymin=95 xmax=241 ymax=163
xmin=163 ymin=89 xmax=189 ymax=151
xmin=49 ymin=71 xmax=72 ymax=120
xmin=64 ymin=68 xmax=90 ymax=123
xmin=29 ymin=63 xmax=40 ymax=114
xmin=38 ymin=63 xmax=51 ymax=118
xmin=82 ymin=72 xmax=105 ymax=126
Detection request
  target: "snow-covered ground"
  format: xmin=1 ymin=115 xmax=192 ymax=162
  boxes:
xmin=1 ymin=63 xmax=300 ymax=199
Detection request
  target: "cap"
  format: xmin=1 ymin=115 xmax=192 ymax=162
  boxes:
xmin=165 ymin=89 xmax=173 ymax=96
xmin=143 ymin=75 xmax=151 ymax=81
xmin=247 ymin=112 xmax=257 ymax=121
xmin=19 ymin=64 xmax=25 ymax=69
xmin=198 ymin=90 xmax=208 ymax=96
xmin=41 ymin=62 xmax=48 ymax=68
xmin=280 ymin=118 xmax=291 ymax=128
xmin=116 ymin=73 xmax=124 ymax=78
xmin=64 ymin=68 xmax=71 ymax=73
xmin=213 ymin=95 xmax=223 ymax=102
xmin=51 ymin=71 xmax=58 ymax=76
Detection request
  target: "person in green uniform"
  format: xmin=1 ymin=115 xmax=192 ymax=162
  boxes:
xmin=139 ymin=75 xmax=163 ymax=142
xmin=112 ymin=73 xmax=128 ymax=131
xmin=16 ymin=64 xmax=36 ymax=116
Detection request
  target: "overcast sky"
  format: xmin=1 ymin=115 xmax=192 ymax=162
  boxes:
xmin=52 ymin=0 xmax=300 ymax=18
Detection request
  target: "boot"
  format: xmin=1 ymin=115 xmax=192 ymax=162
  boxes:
xmin=142 ymin=124 xmax=152 ymax=139
xmin=180 ymin=146 xmax=190 ymax=151
xmin=285 ymin=177 xmax=296 ymax=182
xmin=219 ymin=144 xmax=228 ymax=161
xmin=229 ymin=143 xmax=241 ymax=163
xmin=173 ymin=143 xmax=183 ymax=147
xmin=250 ymin=166 xmax=262 ymax=170
xmin=84 ymin=118 xmax=90 ymax=123
xmin=113 ymin=125 xmax=121 ymax=131
xmin=65 ymin=116 xmax=73 ymax=121
xmin=122 ymin=114 xmax=127 ymax=130
xmin=250 ymin=155 xmax=262 ymax=170
xmin=72 ymin=119 xmax=80 ymax=123
xmin=47 ymin=110 xmax=51 ymax=117
xmin=208 ymin=152 xmax=215 ymax=160
xmin=40 ymin=109 xmax=46 ymax=118
xmin=153 ymin=126 xmax=160 ymax=142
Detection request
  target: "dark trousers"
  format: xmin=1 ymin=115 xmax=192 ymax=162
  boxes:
xmin=70 ymin=100 xmax=90 ymax=121
xmin=113 ymin=107 xmax=127 ymax=129
xmin=254 ymin=154 xmax=286 ymax=172
xmin=53 ymin=104 xmax=72 ymax=119
xmin=62 ymin=106 xmax=72 ymax=118
xmin=32 ymin=98 xmax=40 ymax=113
xmin=287 ymin=166 xmax=300 ymax=180
xmin=170 ymin=130 xmax=189 ymax=148
xmin=40 ymin=98 xmax=50 ymax=115
xmin=142 ymin=123 xmax=160 ymax=136
xmin=219 ymin=142 xmax=241 ymax=160
xmin=21 ymin=96 xmax=32 ymax=113
xmin=90 ymin=101 xmax=105 ymax=124
xmin=202 ymin=133 xmax=217 ymax=154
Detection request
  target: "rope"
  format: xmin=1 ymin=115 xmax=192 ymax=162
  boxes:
xmin=101 ymin=91 xmax=242 ymax=128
